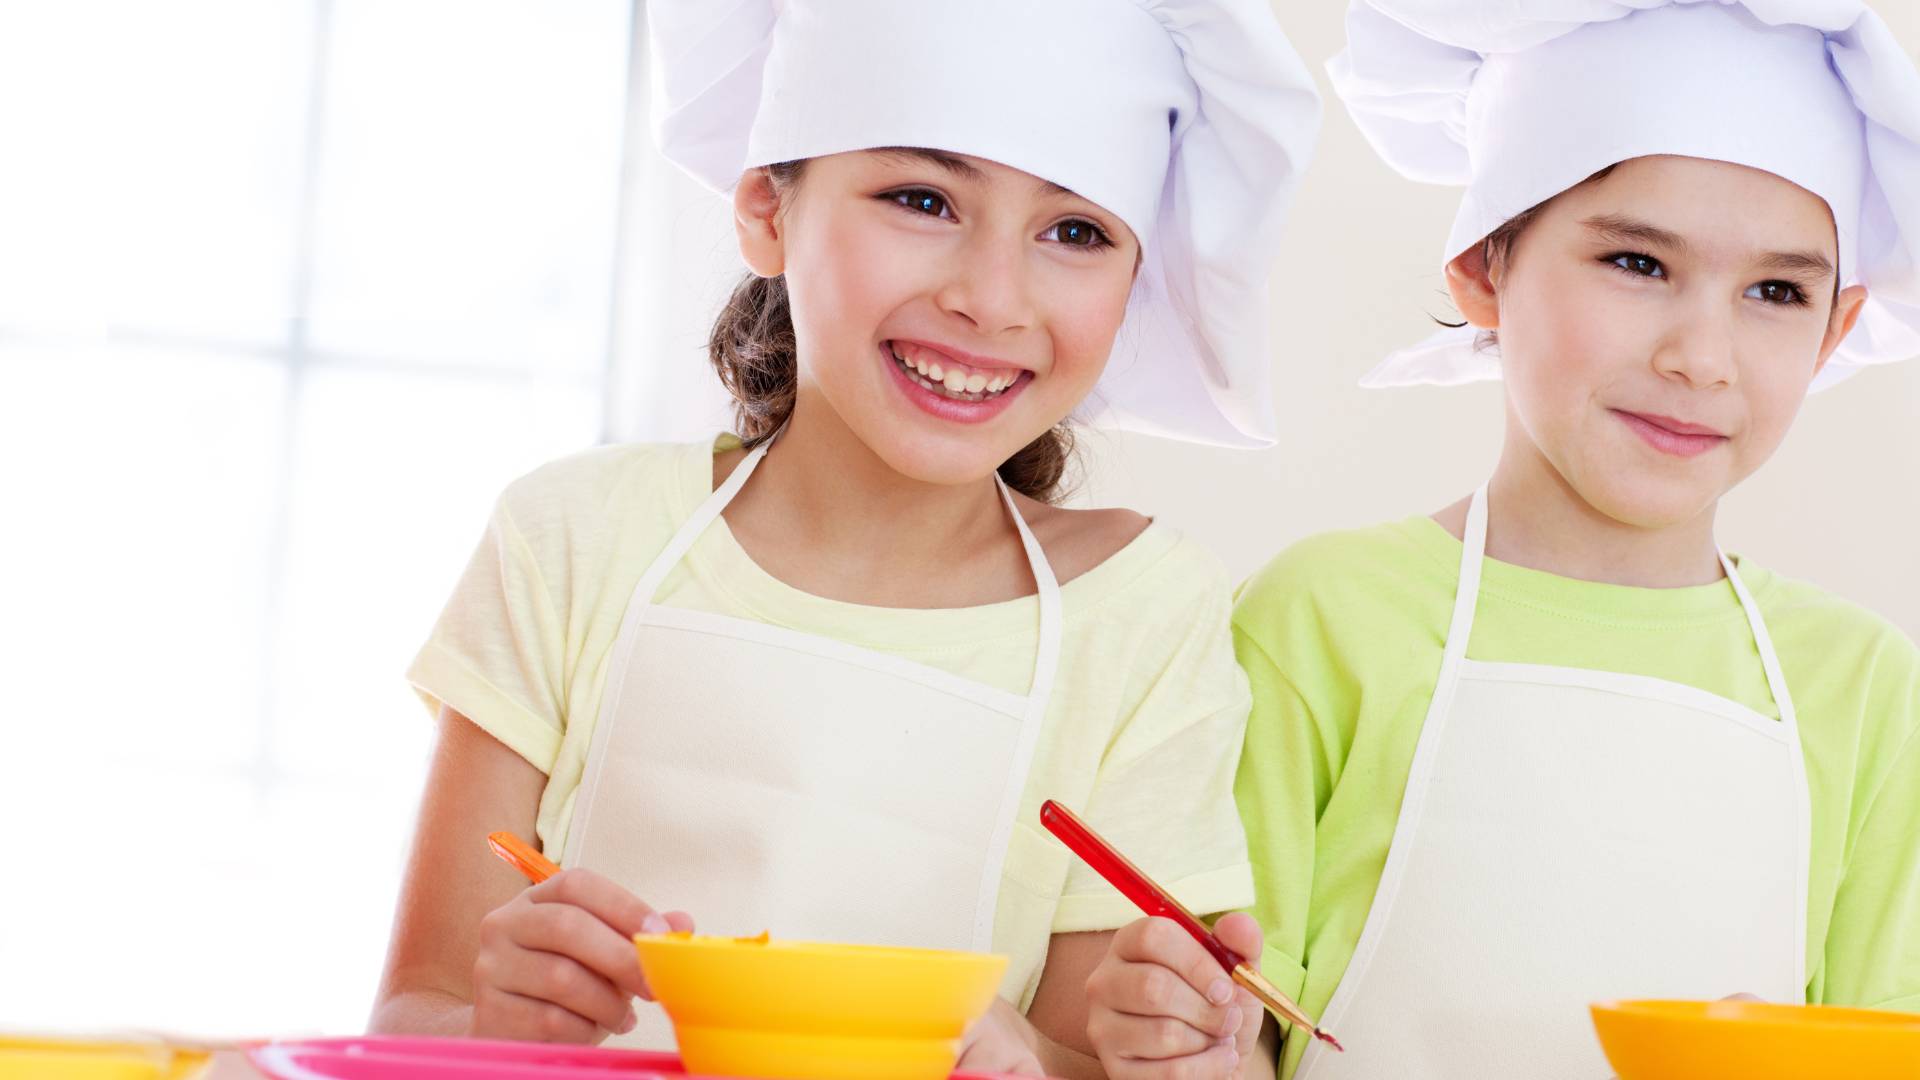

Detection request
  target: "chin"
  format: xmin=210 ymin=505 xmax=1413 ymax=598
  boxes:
xmin=860 ymin=422 xmax=1016 ymax=488
xmin=1570 ymin=468 xmax=1721 ymax=531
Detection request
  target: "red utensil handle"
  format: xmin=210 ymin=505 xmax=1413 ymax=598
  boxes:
xmin=1039 ymin=800 xmax=1244 ymax=973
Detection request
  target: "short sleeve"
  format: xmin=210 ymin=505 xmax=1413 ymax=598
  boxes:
xmin=406 ymin=490 xmax=568 ymax=773
xmin=1821 ymin=652 xmax=1920 ymax=1013
xmin=1232 ymin=628 xmax=1325 ymax=1019
xmin=1051 ymin=552 xmax=1255 ymax=931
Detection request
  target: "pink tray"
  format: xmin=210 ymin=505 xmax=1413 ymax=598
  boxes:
xmin=249 ymin=1036 xmax=1031 ymax=1080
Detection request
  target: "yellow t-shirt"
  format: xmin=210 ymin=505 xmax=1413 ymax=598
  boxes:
xmin=409 ymin=436 xmax=1255 ymax=1007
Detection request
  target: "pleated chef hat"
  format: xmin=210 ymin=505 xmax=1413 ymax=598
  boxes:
xmin=647 ymin=0 xmax=1322 ymax=448
xmin=1328 ymin=0 xmax=1920 ymax=391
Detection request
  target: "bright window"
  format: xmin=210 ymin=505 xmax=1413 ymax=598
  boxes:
xmin=0 ymin=0 xmax=631 ymax=1035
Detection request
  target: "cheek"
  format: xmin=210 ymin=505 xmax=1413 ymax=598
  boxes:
xmin=783 ymin=212 xmax=922 ymax=356
xmin=1498 ymin=267 xmax=1635 ymax=420
xmin=1034 ymin=263 xmax=1134 ymax=388
xmin=1735 ymin=324 xmax=1825 ymax=450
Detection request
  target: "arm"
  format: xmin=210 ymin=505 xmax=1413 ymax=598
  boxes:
xmin=371 ymin=705 xmax=541 ymax=1035
xmin=370 ymin=706 xmax=689 ymax=1041
xmin=1024 ymin=930 xmax=1118 ymax=1079
xmin=953 ymin=930 xmax=1112 ymax=1079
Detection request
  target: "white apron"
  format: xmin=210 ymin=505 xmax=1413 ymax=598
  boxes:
xmin=1297 ymin=485 xmax=1810 ymax=1079
xmin=561 ymin=435 xmax=1062 ymax=1049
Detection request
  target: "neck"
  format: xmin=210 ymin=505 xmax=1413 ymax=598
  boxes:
xmin=1474 ymin=409 xmax=1725 ymax=589
xmin=723 ymin=388 xmax=1020 ymax=595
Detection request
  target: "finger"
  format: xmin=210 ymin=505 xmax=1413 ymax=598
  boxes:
xmin=1100 ymin=922 xmax=1239 ymax=1037
xmin=1208 ymin=914 xmax=1272 ymax=1058
xmin=1091 ymin=958 xmax=1245 ymax=1042
xmin=487 ymin=948 xmax=636 ymax=1036
xmin=474 ymin=984 xmax=609 ymax=1044
xmin=661 ymin=910 xmax=696 ymax=934
xmin=1104 ymin=1039 xmax=1240 ymax=1080
xmin=1113 ymin=918 xmax=1240 ymax=1016
xmin=1088 ymin=1008 xmax=1231 ymax=1062
xmin=1231 ymin=983 xmax=1263 ymax=1059
xmin=514 ymin=898 xmax=652 ymax=998
xmin=529 ymin=868 xmax=662 ymax=939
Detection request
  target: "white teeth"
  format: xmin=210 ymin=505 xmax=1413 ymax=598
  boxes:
xmin=890 ymin=345 xmax=1020 ymax=403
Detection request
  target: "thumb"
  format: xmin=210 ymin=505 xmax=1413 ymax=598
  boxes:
xmin=1214 ymin=912 xmax=1264 ymax=968
xmin=1214 ymin=913 xmax=1268 ymax=1059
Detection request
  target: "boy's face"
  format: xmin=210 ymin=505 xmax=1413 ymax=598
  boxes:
xmin=1461 ymin=155 xmax=1867 ymax=529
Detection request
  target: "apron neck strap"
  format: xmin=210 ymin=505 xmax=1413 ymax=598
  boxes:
xmin=1717 ymin=549 xmax=1799 ymax=728
xmin=1452 ymin=486 xmax=1797 ymax=727
xmin=1440 ymin=485 xmax=1494 ymax=669
xmin=636 ymin=431 xmax=1065 ymax=678
xmin=629 ymin=434 xmax=775 ymax=607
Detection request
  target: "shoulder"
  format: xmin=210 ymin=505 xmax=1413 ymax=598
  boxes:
xmin=1745 ymin=561 xmax=1920 ymax=690
xmin=1236 ymin=518 xmax=1449 ymax=624
xmin=1232 ymin=517 xmax=1456 ymax=676
xmin=1013 ymin=497 xmax=1159 ymax=587
xmin=1024 ymin=506 xmax=1238 ymax=650
xmin=495 ymin=439 xmax=713 ymax=534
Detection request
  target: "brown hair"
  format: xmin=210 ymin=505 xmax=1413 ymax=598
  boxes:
xmin=707 ymin=160 xmax=1076 ymax=502
xmin=1436 ymin=165 xmax=1618 ymax=334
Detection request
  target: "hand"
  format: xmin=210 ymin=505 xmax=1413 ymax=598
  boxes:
xmin=957 ymin=998 xmax=1047 ymax=1077
xmin=1084 ymin=914 xmax=1266 ymax=1079
xmin=469 ymin=867 xmax=695 ymax=1042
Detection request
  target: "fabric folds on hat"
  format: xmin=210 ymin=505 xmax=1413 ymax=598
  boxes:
xmin=1329 ymin=0 xmax=1920 ymax=391
xmin=649 ymin=0 xmax=1322 ymax=447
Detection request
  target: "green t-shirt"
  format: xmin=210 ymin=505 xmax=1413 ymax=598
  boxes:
xmin=1233 ymin=516 xmax=1920 ymax=1079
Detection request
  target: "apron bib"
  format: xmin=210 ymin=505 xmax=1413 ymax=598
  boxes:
xmin=562 ymin=434 xmax=1061 ymax=1049
xmin=1297 ymin=485 xmax=1810 ymax=1079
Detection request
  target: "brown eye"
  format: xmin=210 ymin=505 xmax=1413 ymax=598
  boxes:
xmin=889 ymin=188 xmax=950 ymax=218
xmin=1609 ymin=252 xmax=1664 ymax=278
xmin=1046 ymin=218 xmax=1111 ymax=249
xmin=1748 ymin=281 xmax=1807 ymax=306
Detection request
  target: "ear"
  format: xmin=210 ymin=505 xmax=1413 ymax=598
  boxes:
xmin=733 ymin=167 xmax=786 ymax=279
xmin=1810 ymin=283 xmax=1869 ymax=381
xmin=1443 ymin=243 xmax=1501 ymax=330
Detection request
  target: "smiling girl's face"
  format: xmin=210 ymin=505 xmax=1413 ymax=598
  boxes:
xmin=733 ymin=148 xmax=1140 ymax=488
xmin=1451 ymin=155 xmax=1869 ymax=529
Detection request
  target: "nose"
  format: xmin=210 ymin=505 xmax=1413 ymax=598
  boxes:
xmin=932 ymin=230 xmax=1037 ymax=337
xmin=1651 ymin=298 xmax=1739 ymax=390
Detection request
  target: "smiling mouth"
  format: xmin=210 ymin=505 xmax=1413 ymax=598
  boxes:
xmin=1612 ymin=409 xmax=1730 ymax=458
xmin=888 ymin=341 xmax=1027 ymax=403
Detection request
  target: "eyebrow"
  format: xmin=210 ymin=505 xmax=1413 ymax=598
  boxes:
xmin=873 ymin=146 xmax=987 ymax=183
xmin=1580 ymin=213 xmax=1696 ymax=258
xmin=872 ymin=146 xmax=1074 ymax=196
xmin=1580 ymin=212 xmax=1835 ymax=280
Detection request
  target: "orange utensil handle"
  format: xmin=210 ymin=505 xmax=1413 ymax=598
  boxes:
xmin=488 ymin=831 xmax=559 ymax=884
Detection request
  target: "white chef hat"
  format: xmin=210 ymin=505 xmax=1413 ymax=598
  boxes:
xmin=1328 ymin=0 xmax=1920 ymax=392
xmin=647 ymin=0 xmax=1321 ymax=448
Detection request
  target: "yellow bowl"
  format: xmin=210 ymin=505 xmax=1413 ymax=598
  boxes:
xmin=634 ymin=932 xmax=1008 ymax=1080
xmin=1591 ymin=999 xmax=1920 ymax=1080
xmin=0 ymin=1036 xmax=211 ymax=1080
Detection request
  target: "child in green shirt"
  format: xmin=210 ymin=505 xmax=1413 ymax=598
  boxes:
xmin=1231 ymin=3 xmax=1920 ymax=1077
